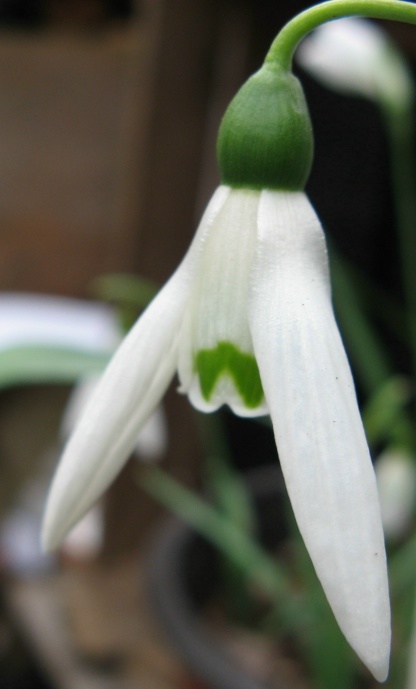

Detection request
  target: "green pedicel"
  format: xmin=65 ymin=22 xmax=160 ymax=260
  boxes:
xmin=195 ymin=341 xmax=264 ymax=409
xmin=216 ymin=1 xmax=416 ymax=192
xmin=217 ymin=62 xmax=313 ymax=191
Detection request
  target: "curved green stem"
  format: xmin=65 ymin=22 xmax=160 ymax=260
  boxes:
xmin=381 ymin=98 xmax=416 ymax=386
xmin=266 ymin=0 xmax=416 ymax=69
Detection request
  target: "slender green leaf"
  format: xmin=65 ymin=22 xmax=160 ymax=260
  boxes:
xmin=90 ymin=272 xmax=158 ymax=306
xmin=330 ymin=247 xmax=392 ymax=395
xmin=139 ymin=465 xmax=291 ymax=603
xmin=90 ymin=273 xmax=159 ymax=331
xmin=0 ymin=345 xmax=110 ymax=389
xmin=362 ymin=376 xmax=415 ymax=449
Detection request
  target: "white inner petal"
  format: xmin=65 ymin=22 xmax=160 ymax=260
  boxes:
xmin=192 ymin=189 xmax=259 ymax=348
xmin=178 ymin=189 xmax=268 ymax=416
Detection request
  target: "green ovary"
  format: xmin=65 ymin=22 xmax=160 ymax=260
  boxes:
xmin=195 ymin=341 xmax=264 ymax=409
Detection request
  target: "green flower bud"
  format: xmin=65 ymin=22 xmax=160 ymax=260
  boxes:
xmin=217 ymin=63 xmax=314 ymax=191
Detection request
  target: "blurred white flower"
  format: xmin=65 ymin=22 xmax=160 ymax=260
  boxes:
xmin=0 ymin=292 xmax=120 ymax=352
xmin=0 ymin=293 xmax=120 ymax=571
xmin=0 ymin=292 xmax=167 ymax=563
xmin=296 ymin=17 xmax=413 ymax=110
xmin=376 ymin=449 xmax=416 ymax=540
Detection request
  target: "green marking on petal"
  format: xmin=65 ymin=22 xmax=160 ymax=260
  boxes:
xmin=195 ymin=341 xmax=264 ymax=409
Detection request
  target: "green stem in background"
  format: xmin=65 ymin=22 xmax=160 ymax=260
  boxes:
xmin=362 ymin=376 xmax=416 ymax=449
xmin=198 ymin=414 xmax=259 ymax=623
xmin=138 ymin=464 xmax=306 ymax=634
xmin=381 ymin=97 xmax=416 ymax=387
xmin=198 ymin=414 xmax=256 ymax=535
xmin=329 ymin=249 xmax=416 ymax=451
xmin=266 ymin=0 xmax=416 ymax=70
xmin=292 ymin=537 xmax=355 ymax=689
xmin=139 ymin=465 xmax=287 ymax=598
xmin=388 ymin=535 xmax=416 ymax=687
xmin=330 ymin=248 xmax=392 ymax=396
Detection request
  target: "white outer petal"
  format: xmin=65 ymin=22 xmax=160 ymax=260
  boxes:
xmin=249 ymin=191 xmax=390 ymax=681
xmin=61 ymin=376 xmax=168 ymax=461
xmin=42 ymin=186 xmax=229 ymax=551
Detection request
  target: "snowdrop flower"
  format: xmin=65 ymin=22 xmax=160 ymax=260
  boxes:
xmin=296 ymin=17 xmax=412 ymax=110
xmin=42 ymin=57 xmax=390 ymax=680
xmin=376 ymin=448 xmax=416 ymax=540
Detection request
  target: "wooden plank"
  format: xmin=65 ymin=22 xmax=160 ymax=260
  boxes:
xmin=0 ymin=6 xmax=161 ymax=295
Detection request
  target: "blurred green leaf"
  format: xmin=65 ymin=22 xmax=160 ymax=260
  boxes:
xmin=90 ymin=272 xmax=159 ymax=306
xmin=342 ymin=261 xmax=407 ymax=344
xmin=199 ymin=416 xmax=256 ymax=535
xmin=0 ymin=345 xmax=110 ymax=390
xmin=362 ymin=376 xmax=415 ymax=449
xmin=330 ymin=247 xmax=392 ymax=395
xmin=139 ymin=465 xmax=292 ymax=607
xmin=90 ymin=273 xmax=159 ymax=331
xmin=389 ymin=533 xmax=416 ymax=597
xmin=199 ymin=416 xmax=258 ymax=622
xmin=292 ymin=536 xmax=356 ymax=689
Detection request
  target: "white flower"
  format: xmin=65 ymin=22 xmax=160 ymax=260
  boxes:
xmin=42 ymin=186 xmax=390 ymax=679
xmin=376 ymin=448 xmax=416 ymax=540
xmin=0 ymin=292 xmax=167 ymax=560
xmin=296 ymin=17 xmax=412 ymax=110
xmin=0 ymin=292 xmax=120 ymax=352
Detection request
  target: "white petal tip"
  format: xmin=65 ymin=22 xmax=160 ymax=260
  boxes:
xmin=41 ymin=482 xmax=92 ymax=553
xmin=369 ymin=656 xmax=390 ymax=684
xmin=40 ymin=530 xmax=59 ymax=554
xmin=349 ymin=621 xmax=390 ymax=683
xmin=41 ymin=516 xmax=70 ymax=553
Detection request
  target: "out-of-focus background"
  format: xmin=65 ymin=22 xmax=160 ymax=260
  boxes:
xmin=0 ymin=1 xmax=414 ymax=688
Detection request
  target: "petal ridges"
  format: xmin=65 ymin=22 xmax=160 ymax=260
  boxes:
xmin=178 ymin=189 xmax=268 ymax=417
xmin=249 ymin=190 xmax=390 ymax=681
xmin=42 ymin=186 xmax=230 ymax=550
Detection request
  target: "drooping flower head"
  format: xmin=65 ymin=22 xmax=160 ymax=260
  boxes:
xmin=38 ymin=2 xmax=412 ymax=681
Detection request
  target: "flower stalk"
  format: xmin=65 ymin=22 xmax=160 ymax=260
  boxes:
xmin=266 ymin=0 xmax=416 ymax=70
xmin=382 ymin=92 xmax=416 ymax=385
